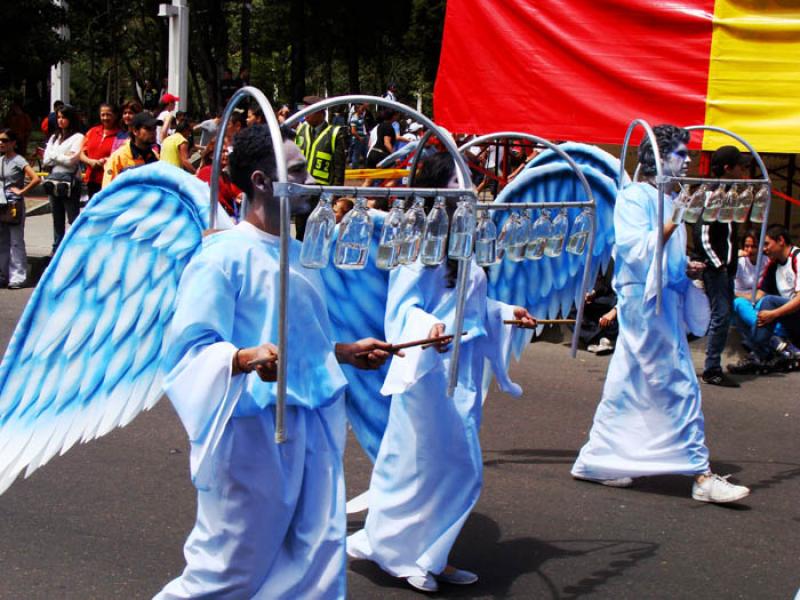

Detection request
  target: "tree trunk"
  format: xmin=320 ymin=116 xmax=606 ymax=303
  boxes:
xmin=289 ymin=0 xmax=306 ymax=107
xmin=240 ymin=0 xmax=252 ymax=73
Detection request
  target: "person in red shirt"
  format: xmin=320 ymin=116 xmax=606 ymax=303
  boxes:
xmin=79 ymin=103 xmax=121 ymax=198
xmin=196 ymin=137 xmax=242 ymax=218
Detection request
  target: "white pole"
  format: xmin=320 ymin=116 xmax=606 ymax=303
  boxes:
xmin=50 ymin=0 xmax=70 ymax=106
xmin=159 ymin=0 xmax=189 ymax=111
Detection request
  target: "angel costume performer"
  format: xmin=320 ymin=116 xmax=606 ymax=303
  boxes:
xmin=572 ymin=182 xmax=710 ymax=480
xmin=347 ymin=258 xmax=529 ymax=579
xmin=156 ymin=222 xmax=348 ymax=599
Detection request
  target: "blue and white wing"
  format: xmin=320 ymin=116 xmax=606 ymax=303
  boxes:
xmin=487 ymin=151 xmax=619 ymax=323
xmin=0 ymin=163 xmax=221 ymax=493
xmin=320 ymin=210 xmax=390 ymax=462
xmin=527 ymin=142 xmax=631 ymax=189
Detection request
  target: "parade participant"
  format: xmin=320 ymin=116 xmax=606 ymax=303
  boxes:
xmin=346 ymin=152 xmax=536 ymax=593
xmin=102 ymin=112 xmax=160 ymax=188
xmin=79 ymin=103 xmax=121 ymax=199
xmin=572 ymin=125 xmax=750 ymax=504
xmin=156 ymin=125 xmax=393 ymax=599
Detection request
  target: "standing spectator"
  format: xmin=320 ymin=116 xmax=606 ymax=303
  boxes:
xmin=729 ymin=224 xmax=800 ymax=373
xmin=44 ymin=100 xmax=64 ymax=138
xmin=693 ymin=145 xmax=749 ymax=387
xmin=219 ymin=68 xmax=238 ymax=110
xmin=194 ymin=113 xmax=221 ymax=150
xmin=383 ymin=82 xmax=398 ymax=103
xmin=196 ymin=138 xmax=241 ymax=218
xmin=223 ymin=110 xmax=246 ymax=147
xmin=734 ymin=230 xmax=759 ymax=298
xmin=79 ymin=103 xmax=121 ymax=199
xmin=160 ymin=119 xmax=196 ymax=174
xmin=102 ymin=111 xmax=160 ymax=187
xmin=235 ymin=66 xmax=250 ymax=88
xmin=42 ymin=104 xmax=84 ymax=253
xmin=112 ymin=100 xmax=143 ymax=152
xmin=366 ymin=109 xmax=397 ymax=168
xmin=246 ymin=105 xmax=265 ymax=127
xmin=156 ymin=94 xmax=179 ymax=145
xmin=0 ymin=129 xmax=40 ymax=289
xmin=348 ymin=103 xmax=368 ymax=168
xmin=142 ymin=80 xmax=159 ymax=111
xmin=275 ymin=104 xmax=290 ymax=124
xmin=4 ymin=101 xmax=32 ymax=159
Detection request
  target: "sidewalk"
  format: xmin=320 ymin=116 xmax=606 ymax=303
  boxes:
xmin=24 ymin=194 xmax=55 ymax=259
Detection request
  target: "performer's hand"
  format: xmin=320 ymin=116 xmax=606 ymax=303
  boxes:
xmin=686 ymin=260 xmax=706 ymax=280
xmin=757 ymin=309 xmax=777 ymax=327
xmin=599 ymin=307 xmax=617 ymax=328
xmin=233 ymin=343 xmax=279 ymax=381
xmin=512 ymin=307 xmax=537 ymax=328
xmin=428 ymin=323 xmax=450 ymax=353
xmin=336 ymin=338 xmax=398 ymax=370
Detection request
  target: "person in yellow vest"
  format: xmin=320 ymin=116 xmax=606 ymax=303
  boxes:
xmin=294 ymin=95 xmax=346 ymax=240
xmin=160 ymin=119 xmax=196 ymax=174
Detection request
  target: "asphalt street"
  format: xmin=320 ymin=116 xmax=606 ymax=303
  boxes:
xmin=0 ymin=221 xmax=799 ymax=598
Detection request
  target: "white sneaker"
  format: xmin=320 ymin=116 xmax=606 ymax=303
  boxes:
xmin=573 ymin=474 xmax=634 ymax=488
xmin=436 ymin=567 xmax=478 ymax=585
xmin=406 ymin=573 xmax=438 ymax=593
xmin=692 ymin=473 xmax=750 ymax=503
xmin=587 ymin=337 xmax=614 ymax=355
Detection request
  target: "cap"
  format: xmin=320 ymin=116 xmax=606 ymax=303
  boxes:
xmin=160 ymin=93 xmax=180 ymax=104
xmin=132 ymin=111 xmax=161 ymax=129
xmin=302 ymin=95 xmax=324 ymax=106
xmin=711 ymin=145 xmax=750 ymax=171
xmin=408 ymin=122 xmax=423 ymax=133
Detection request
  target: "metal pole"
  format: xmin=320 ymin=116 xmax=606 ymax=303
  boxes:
xmin=210 ymin=86 xmax=289 ymax=442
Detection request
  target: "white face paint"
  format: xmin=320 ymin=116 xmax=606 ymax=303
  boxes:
xmin=663 ymin=142 xmax=691 ymax=177
xmin=280 ymin=139 xmax=316 ymax=215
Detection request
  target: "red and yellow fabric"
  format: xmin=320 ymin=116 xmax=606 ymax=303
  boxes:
xmin=434 ymin=0 xmax=800 ymax=153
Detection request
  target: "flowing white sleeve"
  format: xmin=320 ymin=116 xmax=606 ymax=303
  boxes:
xmin=482 ymin=299 xmax=532 ymax=397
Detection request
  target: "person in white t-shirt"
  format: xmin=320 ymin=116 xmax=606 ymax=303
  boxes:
xmin=730 ymin=225 xmax=800 ymax=373
xmin=734 ymin=230 xmax=759 ymax=298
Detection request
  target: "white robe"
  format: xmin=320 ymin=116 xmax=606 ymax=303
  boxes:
xmin=347 ymin=260 xmax=528 ymax=578
xmin=572 ymin=183 xmax=710 ymax=480
xmin=156 ymin=222 xmax=348 ymax=599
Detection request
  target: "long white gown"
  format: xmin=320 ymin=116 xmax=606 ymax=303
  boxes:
xmin=347 ymin=259 xmax=528 ymax=579
xmin=572 ymin=183 xmax=710 ymax=480
xmin=155 ymin=222 xmax=349 ymax=599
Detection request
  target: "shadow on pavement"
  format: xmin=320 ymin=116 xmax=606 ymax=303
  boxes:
xmin=483 ymin=448 xmax=577 ymax=468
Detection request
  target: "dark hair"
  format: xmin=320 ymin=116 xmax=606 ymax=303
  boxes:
xmin=229 ymin=110 xmax=247 ymax=129
xmin=228 ymin=124 xmax=290 ymax=196
xmin=0 ymin=128 xmax=18 ymax=152
xmin=121 ymin=99 xmax=143 ymax=114
xmin=54 ymin=100 xmax=64 ymax=110
xmin=175 ymin=119 xmax=193 ymax=136
xmin=98 ymin=102 xmax=119 ymax=127
xmin=742 ymin=228 xmax=758 ymax=247
xmin=249 ymin=105 xmax=265 ymax=123
xmin=766 ymin=224 xmax=791 ymax=246
xmin=638 ymin=124 xmax=690 ymax=176
xmin=414 ymin=151 xmax=459 ymax=286
xmin=56 ymin=105 xmax=81 ymax=140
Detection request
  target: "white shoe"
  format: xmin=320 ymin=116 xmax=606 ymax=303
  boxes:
xmin=406 ymin=573 xmax=438 ymax=593
xmin=587 ymin=337 xmax=614 ymax=355
xmin=692 ymin=473 xmax=750 ymax=503
xmin=573 ymin=474 xmax=634 ymax=488
xmin=436 ymin=567 xmax=479 ymax=585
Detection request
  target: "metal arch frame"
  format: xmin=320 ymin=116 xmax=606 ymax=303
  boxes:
xmin=619 ymin=120 xmax=772 ymax=312
xmin=458 ymin=132 xmax=599 ymax=358
xmin=209 ymin=86 xmax=289 ymax=442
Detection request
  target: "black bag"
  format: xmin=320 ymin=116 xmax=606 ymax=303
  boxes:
xmin=0 ymin=200 xmax=22 ymax=225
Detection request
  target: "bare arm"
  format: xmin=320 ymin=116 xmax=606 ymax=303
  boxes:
xmin=10 ymin=164 xmax=41 ymax=196
xmin=178 ymin=142 xmax=196 ymax=174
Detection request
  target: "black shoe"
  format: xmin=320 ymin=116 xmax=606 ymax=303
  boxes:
xmin=701 ymin=369 xmax=740 ymax=387
xmin=727 ymin=354 xmax=770 ymax=375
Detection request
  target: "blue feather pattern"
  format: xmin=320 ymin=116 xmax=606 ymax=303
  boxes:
xmin=487 ymin=143 xmax=623 ymax=322
xmin=0 ymin=163 xmax=214 ymax=493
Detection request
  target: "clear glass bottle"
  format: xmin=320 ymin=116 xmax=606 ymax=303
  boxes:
xmin=333 ymin=196 xmax=373 ymax=270
xmin=300 ymin=192 xmax=336 ymax=269
xmin=503 ymin=211 xmax=526 ymax=262
xmin=733 ymin=185 xmax=754 ymax=223
xmin=376 ymin=198 xmax=405 ymax=270
xmin=671 ymin=185 xmax=690 ymax=225
xmin=545 ymin=208 xmax=569 ymax=257
xmin=702 ymin=185 xmax=725 ymax=222
xmin=525 ymin=209 xmax=552 ymax=260
xmin=750 ymin=185 xmax=769 ymax=223
xmin=683 ymin=183 xmax=708 ymax=224
xmin=448 ymin=197 xmax=476 ymax=260
xmin=717 ymin=184 xmax=736 ymax=223
xmin=475 ymin=209 xmax=497 ymax=266
xmin=398 ymin=195 xmax=427 ymax=265
xmin=566 ymin=207 xmax=591 ymax=255
xmin=420 ymin=195 xmax=449 ymax=266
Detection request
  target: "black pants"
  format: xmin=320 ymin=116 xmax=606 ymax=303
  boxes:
xmin=50 ymin=181 xmax=81 ymax=252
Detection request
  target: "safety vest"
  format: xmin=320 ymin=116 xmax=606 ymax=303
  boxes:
xmin=296 ymin=122 xmax=341 ymax=185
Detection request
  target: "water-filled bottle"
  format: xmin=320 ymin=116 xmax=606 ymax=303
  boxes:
xmin=526 ymin=209 xmax=552 ymax=260
xmin=421 ymin=195 xmax=449 ymax=266
xmin=671 ymin=186 xmax=690 ymax=225
xmin=334 ymin=196 xmax=373 ymax=270
xmin=545 ymin=208 xmax=569 ymax=257
xmin=398 ymin=195 xmax=427 ymax=265
xmin=566 ymin=208 xmax=591 ymax=255
xmin=503 ymin=211 xmax=527 ymax=262
xmin=300 ymin=193 xmax=336 ymax=268
xmin=475 ymin=209 xmax=497 ymax=266
xmin=376 ymin=198 xmax=405 ymax=270
xmin=717 ymin=184 xmax=736 ymax=223
xmin=750 ymin=185 xmax=769 ymax=223
xmin=448 ymin=198 xmax=476 ymax=260
xmin=702 ymin=186 xmax=724 ymax=222
xmin=733 ymin=185 xmax=754 ymax=223
xmin=683 ymin=184 xmax=707 ymax=224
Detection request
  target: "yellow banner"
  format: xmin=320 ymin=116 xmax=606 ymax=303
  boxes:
xmin=345 ymin=168 xmax=410 ymax=180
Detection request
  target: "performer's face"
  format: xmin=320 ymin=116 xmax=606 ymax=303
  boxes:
xmin=281 ymin=139 xmax=316 ymax=214
xmin=664 ymin=143 xmax=690 ymax=177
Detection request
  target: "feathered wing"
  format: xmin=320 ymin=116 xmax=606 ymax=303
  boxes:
xmin=0 ymin=163 xmax=221 ymax=494
xmin=487 ymin=144 xmax=621 ymax=324
xmin=320 ymin=210 xmax=390 ymax=462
